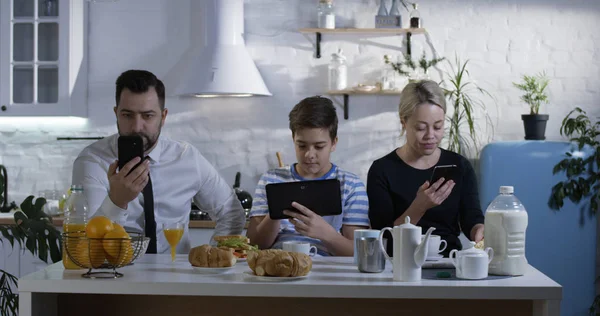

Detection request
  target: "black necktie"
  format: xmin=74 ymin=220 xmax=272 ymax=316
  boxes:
xmin=143 ymin=167 xmax=157 ymax=254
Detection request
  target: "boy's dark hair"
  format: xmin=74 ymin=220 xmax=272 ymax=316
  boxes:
xmin=115 ymin=70 xmax=166 ymax=109
xmin=289 ymin=96 xmax=338 ymax=140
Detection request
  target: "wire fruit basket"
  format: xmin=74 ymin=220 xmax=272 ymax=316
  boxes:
xmin=63 ymin=231 xmax=147 ymax=278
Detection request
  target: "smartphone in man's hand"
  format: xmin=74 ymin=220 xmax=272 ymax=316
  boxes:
xmin=117 ymin=135 xmax=144 ymax=175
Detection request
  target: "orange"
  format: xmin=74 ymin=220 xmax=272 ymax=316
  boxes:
xmin=107 ymin=245 xmax=134 ymax=266
xmin=103 ymin=230 xmax=132 ymax=260
xmin=75 ymin=239 xmax=106 ymax=268
xmin=112 ymin=223 xmax=126 ymax=234
xmin=86 ymin=216 xmax=114 ymax=239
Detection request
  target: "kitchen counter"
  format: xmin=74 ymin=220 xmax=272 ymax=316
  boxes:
xmin=19 ymin=256 xmax=561 ymax=316
xmin=0 ymin=212 xmax=248 ymax=229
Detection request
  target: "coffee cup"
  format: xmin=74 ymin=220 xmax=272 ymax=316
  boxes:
xmin=421 ymin=234 xmax=447 ymax=258
xmin=282 ymin=241 xmax=317 ymax=257
xmin=353 ymin=229 xmax=381 ymax=264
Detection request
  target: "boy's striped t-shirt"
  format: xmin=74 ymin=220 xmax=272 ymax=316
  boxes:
xmin=249 ymin=164 xmax=370 ymax=256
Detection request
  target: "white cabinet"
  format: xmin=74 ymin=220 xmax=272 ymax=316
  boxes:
xmin=19 ymin=250 xmax=49 ymax=278
xmin=0 ymin=0 xmax=88 ymax=117
xmin=0 ymin=235 xmax=50 ymax=279
xmin=0 ymin=236 xmax=20 ymax=278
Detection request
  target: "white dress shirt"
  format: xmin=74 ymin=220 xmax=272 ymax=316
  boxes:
xmin=72 ymin=133 xmax=245 ymax=254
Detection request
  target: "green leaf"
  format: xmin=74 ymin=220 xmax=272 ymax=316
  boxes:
xmin=0 ymin=228 xmax=13 ymax=249
xmin=25 ymin=236 xmax=35 ymax=256
xmin=48 ymin=232 xmax=62 ymax=263
xmin=0 ymin=269 xmax=18 ymax=316
xmin=13 ymin=211 xmax=28 ymax=228
xmin=550 ymin=107 xmax=600 ymax=216
xmin=37 ymin=235 xmax=48 ymax=263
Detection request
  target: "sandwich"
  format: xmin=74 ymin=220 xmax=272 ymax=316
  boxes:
xmin=214 ymin=235 xmax=258 ymax=259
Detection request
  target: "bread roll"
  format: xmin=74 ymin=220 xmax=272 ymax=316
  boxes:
xmin=474 ymin=240 xmax=484 ymax=250
xmin=264 ymin=251 xmax=294 ymax=277
xmin=248 ymin=249 xmax=311 ymax=277
xmin=289 ymin=252 xmax=312 ymax=276
xmin=189 ymin=244 xmax=236 ymax=268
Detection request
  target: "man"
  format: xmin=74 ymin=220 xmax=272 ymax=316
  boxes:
xmin=72 ymin=69 xmax=245 ymax=254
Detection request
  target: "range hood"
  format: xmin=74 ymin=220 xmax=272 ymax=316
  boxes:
xmin=173 ymin=0 xmax=271 ymax=97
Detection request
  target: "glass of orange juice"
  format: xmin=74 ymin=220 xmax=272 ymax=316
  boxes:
xmin=163 ymin=221 xmax=184 ymax=262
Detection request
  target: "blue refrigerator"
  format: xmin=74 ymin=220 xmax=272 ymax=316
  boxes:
xmin=479 ymin=141 xmax=596 ymax=316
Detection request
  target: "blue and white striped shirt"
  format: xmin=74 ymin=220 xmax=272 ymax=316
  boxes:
xmin=249 ymin=164 xmax=370 ymax=256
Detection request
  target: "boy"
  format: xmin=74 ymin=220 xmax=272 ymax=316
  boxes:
xmin=246 ymin=96 xmax=369 ymax=256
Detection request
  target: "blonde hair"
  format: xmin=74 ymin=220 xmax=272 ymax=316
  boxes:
xmin=398 ymin=80 xmax=446 ymax=134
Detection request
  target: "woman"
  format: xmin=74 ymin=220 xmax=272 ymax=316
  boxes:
xmin=367 ymin=80 xmax=484 ymax=257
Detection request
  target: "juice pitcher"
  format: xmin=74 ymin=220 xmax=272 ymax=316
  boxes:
xmin=378 ymin=216 xmax=435 ymax=282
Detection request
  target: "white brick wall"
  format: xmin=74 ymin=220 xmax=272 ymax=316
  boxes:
xmin=1 ymin=0 xmax=599 ymax=203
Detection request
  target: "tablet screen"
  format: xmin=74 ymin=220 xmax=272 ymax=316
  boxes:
xmin=266 ymin=179 xmax=343 ymax=220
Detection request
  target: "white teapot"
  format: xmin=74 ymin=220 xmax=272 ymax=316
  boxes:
xmin=449 ymin=241 xmax=494 ymax=280
xmin=378 ymin=216 xmax=436 ymax=282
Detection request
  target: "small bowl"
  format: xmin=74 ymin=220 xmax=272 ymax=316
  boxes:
xmin=353 ymin=85 xmax=377 ymax=92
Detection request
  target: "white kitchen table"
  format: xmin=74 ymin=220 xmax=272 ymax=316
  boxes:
xmin=18 ymin=255 xmax=561 ymax=316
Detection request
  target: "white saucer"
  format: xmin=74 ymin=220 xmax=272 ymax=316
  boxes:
xmin=426 ymin=255 xmax=444 ymax=261
xmin=243 ymin=271 xmax=308 ymax=282
xmin=191 ymin=266 xmax=235 ymax=274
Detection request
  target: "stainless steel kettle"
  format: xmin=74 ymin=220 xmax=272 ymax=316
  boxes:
xmin=233 ymin=172 xmax=252 ymax=218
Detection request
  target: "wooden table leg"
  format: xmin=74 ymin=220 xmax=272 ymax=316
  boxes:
xmin=21 ymin=292 xmax=58 ymax=316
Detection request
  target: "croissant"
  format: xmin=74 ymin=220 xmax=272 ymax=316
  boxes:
xmin=474 ymin=240 xmax=484 ymax=250
xmin=247 ymin=249 xmax=312 ymax=277
xmin=188 ymin=244 xmax=237 ymax=268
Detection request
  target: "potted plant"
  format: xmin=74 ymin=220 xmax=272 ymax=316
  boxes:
xmin=0 ymin=196 xmax=62 ymax=315
xmin=547 ymin=107 xmax=599 ymax=314
xmin=549 ymin=106 xmax=599 ymax=214
xmin=513 ymin=72 xmax=550 ymax=140
xmin=441 ymin=55 xmax=495 ymax=157
xmin=384 ymin=52 xmax=445 ymax=83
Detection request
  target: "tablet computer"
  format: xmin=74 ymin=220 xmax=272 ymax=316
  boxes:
xmin=266 ymin=179 xmax=343 ymax=220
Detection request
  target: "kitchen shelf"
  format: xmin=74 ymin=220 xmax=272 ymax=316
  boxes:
xmin=327 ymin=90 xmax=402 ymax=120
xmin=299 ymin=28 xmax=426 ymax=58
xmin=299 ymin=28 xmax=425 ymax=34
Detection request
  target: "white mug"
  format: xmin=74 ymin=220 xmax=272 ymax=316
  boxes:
xmin=421 ymin=234 xmax=447 ymax=258
xmin=282 ymin=241 xmax=317 ymax=257
xmin=353 ymin=229 xmax=381 ymax=264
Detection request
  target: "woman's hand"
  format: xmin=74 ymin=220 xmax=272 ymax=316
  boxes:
xmin=411 ymin=178 xmax=455 ymax=213
xmin=470 ymin=224 xmax=484 ymax=242
xmin=284 ymin=202 xmax=337 ymax=241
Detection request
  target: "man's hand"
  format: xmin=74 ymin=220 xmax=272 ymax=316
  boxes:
xmin=107 ymin=157 xmax=150 ymax=209
xmin=284 ymin=202 xmax=337 ymax=241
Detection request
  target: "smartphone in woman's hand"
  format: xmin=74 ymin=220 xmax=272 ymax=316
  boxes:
xmin=429 ymin=165 xmax=458 ymax=186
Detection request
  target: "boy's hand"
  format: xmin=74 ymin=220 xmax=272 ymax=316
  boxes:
xmin=284 ymin=201 xmax=336 ymax=241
